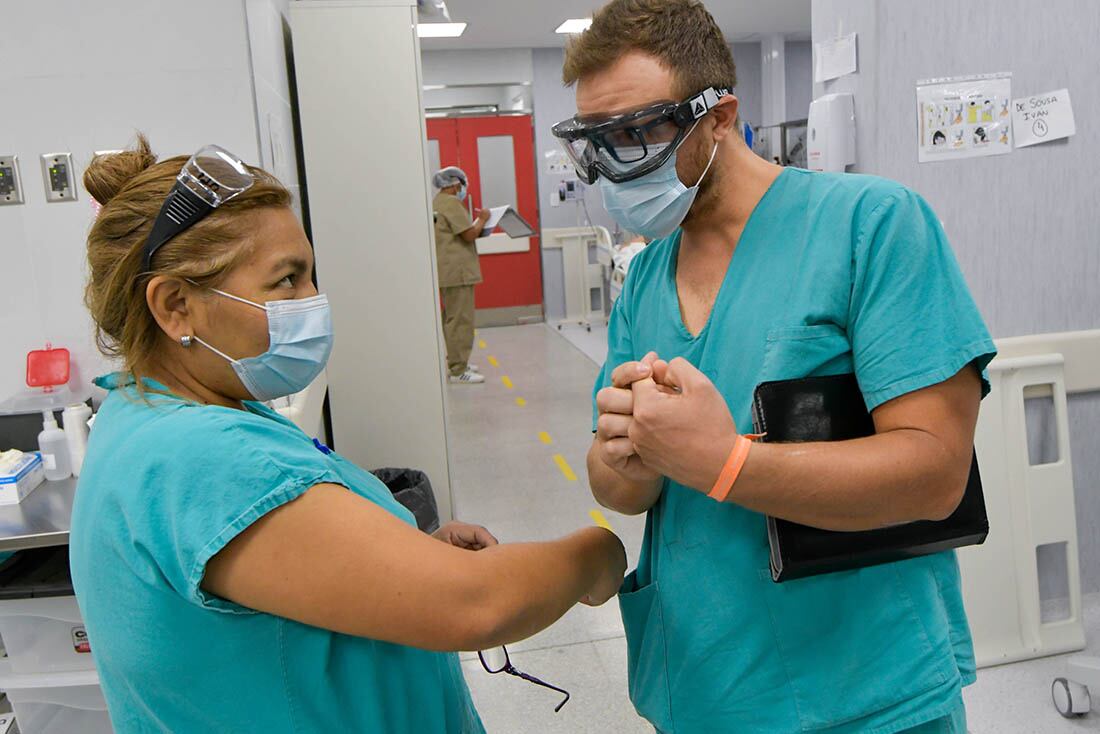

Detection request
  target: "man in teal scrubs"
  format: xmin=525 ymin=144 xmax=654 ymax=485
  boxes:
xmin=555 ymin=1 xmax=995 ymax=732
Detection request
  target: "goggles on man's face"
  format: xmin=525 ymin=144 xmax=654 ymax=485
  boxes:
xmin=551 ymin=86 xmax=730 ymax=185
xmin=142 ymin=145 xmax=255 ymax=270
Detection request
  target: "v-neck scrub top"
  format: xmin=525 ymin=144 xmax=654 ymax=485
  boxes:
xmin=70 ymin=373 xmax=485 ymax=733
xmin=593 ymin=168 xmax=996 ymax=733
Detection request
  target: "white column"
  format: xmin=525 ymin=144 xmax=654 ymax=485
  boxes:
xmin=290 ymin=0 xmax=454 ymax=522
xmin=761 ymin=34 xmax=787 ymax=126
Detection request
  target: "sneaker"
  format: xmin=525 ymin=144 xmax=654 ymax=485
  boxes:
xmin=449 ymin=370 xmax=485 ymax=384
xmin=468 ymin=364 xmax=481 ymax=373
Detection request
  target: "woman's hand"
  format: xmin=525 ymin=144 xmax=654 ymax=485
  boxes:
xmin=432 ymin=521 xmax=498 ymax=550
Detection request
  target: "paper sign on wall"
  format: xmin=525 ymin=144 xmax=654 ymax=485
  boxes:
xmin=916 ymin=73 xmax=1013 ymax=163
xmin=1012 ymin=89 xmax=1075 ymax=148
xmin=814 ymin=33 xmax=858 ymax=84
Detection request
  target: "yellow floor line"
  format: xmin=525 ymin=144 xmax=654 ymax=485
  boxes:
xmin=487 ymin=355 xmax=500 ymax=368
xmin=589 ymin=509 xmax=613 ymax=532
xmin=538 ymin=431 xmax=553 ymax=445
xmin=553 ymin=454 xmax=578 ymax=481
xmin=478 ymin=339 xmax=487 ymax=349
xmin=515 ymin=397 xmax=527 ymax=407
xmin=501 ymin=375 xmax=514 ymax=389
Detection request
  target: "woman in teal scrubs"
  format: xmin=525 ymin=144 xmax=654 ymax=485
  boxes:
xmin=70 ymin=137 xmax=626 ymax=733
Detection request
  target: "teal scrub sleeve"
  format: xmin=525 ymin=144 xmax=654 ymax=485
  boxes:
xmin=848 ymin=189 xmax=997 ymax=411
xmin=148 ymin=407 xmax=345 ymax=615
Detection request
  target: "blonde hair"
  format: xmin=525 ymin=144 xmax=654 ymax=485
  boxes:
xmin=562 ymin=0 xmax=737 ymax=99
xmin=83 ymin=134 xmax=291 ymax=384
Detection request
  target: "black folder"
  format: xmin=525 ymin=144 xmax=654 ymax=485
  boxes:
xmin=751 ymin=373 xmax=988 ymax=582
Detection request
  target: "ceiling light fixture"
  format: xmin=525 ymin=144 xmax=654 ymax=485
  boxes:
xmin=555 ymin=18 xmax=592 ymax=34
xmin=417 ymin=22 xmax=467 ymax=38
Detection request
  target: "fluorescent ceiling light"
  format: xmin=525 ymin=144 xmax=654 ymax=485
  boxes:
xmin=417 ymin=22 xmax=467 ymax=38
xmin=422 ymin=84 xmax=447 ymax=91
xmin=555 ymin=18 xmax=592 ymax=34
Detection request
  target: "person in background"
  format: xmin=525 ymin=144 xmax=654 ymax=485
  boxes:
xmin=432 ymin=166 xmax=490 ymax=385
xmin=70 ymin=136 xmax=627 ymax=733
xmin=557 ymin=1 xmax=995 ymax=732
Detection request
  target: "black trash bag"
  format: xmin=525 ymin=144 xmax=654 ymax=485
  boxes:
xmin=371 ymin=468 xmax=441 ymax=534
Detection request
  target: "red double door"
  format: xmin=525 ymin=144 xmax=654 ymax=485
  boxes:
xmin=426 ymin=116 xmax=543 ymax=314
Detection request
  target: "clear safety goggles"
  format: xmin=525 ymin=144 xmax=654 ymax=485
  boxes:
xmin=142 ymin=145 xmax=255 ymax=270
xmin=551 ymin=86 xmax=730 ymax=184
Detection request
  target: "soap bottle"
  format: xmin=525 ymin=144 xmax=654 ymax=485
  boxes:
xmin=38 ymin=411 xmax=72 ymax=481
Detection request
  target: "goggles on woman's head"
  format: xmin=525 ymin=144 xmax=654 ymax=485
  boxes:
xmin=551 ymin=86 xmax=730 ymax=185
xmin=142 ymin=145 xmax=255 ymax=270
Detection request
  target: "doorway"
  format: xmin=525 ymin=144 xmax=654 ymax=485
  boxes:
xmin=427 ymin=115 xmax=543 ymax=325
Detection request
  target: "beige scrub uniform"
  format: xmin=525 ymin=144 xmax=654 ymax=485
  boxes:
xmin=433 ymin=191 xmax=483 ymax=376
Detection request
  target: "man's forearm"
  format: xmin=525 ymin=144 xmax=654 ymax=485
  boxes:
xmin=586 ymin=445 xmax=663 ymax=516
xmin=723 ymin=429 xmax=970 ymax=531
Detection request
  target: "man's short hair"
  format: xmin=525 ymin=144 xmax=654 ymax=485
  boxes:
xmin=562 ymin=0 xmax=737 ymax=100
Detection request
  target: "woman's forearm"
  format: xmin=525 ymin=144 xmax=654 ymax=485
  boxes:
xmin=464 ymin=527 xmax=619 ymax=648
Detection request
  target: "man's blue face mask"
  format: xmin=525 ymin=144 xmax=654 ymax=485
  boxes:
xmin=599 ymin=123 xmax=718 ymax=240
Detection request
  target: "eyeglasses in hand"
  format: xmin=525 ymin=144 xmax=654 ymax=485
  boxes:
xmin=478 ymin=645 xmax=571 ymax=713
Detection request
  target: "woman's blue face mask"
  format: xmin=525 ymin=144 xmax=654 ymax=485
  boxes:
xmin=189 ymin=288 xmax=334 ymax=401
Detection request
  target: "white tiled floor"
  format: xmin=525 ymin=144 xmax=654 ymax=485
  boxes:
xmin=450 ymin=324 xmax=647 ymax=733
xmin=451 ymin=323 xmax=1100 ymax=733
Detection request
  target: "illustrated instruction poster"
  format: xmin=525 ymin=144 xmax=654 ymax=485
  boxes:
xmin=916 ymin=73 xmax=1012 ymax=163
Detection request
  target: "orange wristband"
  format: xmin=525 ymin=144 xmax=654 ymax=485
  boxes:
xmin=708 ymin=433 xmax=764 ymax=503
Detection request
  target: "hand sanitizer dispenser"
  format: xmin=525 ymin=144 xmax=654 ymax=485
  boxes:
xmin=807 ymin=93 xmax=855 ymax=172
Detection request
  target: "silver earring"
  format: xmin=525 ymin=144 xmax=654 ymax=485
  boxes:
xmin=180 ymin=335 xmax=193 ymax=348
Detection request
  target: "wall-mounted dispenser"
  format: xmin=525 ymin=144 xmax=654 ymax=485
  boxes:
xmin=807 ymin=93 xmax=855 ymax=172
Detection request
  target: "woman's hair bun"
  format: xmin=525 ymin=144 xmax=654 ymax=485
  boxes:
xmin=83 ymin=133 xmax=158 ymax=206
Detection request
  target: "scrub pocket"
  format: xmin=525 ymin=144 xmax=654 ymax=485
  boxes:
xmin=761 ymin=324 xmax=853 ymax=382
xmin=758 ymin=565 xmax=958 ymax=730
xmin=618 ymin=572 xmax=673 ymax=732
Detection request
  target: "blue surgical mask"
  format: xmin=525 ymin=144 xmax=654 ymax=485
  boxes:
xmin=457 ymin=184 xmax=467 ymax=202
xmin=191 ymin=289 xmax=334 ymax=401
xmin=599 ymin=133 xmax=718 ymax=240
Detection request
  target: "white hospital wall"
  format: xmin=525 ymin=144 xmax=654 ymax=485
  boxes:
xmin=813 ymin=0 xmax=1100 ymax=591
xmin=0 ymin=0 xmax=295 ymax=405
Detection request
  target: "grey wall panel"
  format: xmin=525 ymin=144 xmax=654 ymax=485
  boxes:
xmin=877 ymin=0 xmax=1100 ymax=340
xmin=785 ymin=40 xmax=813 ymax=121
xmin=814 ymin=0 xmax=1100 ymax=592
xmin=732 ymin=42 xmax=764 ymax=129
